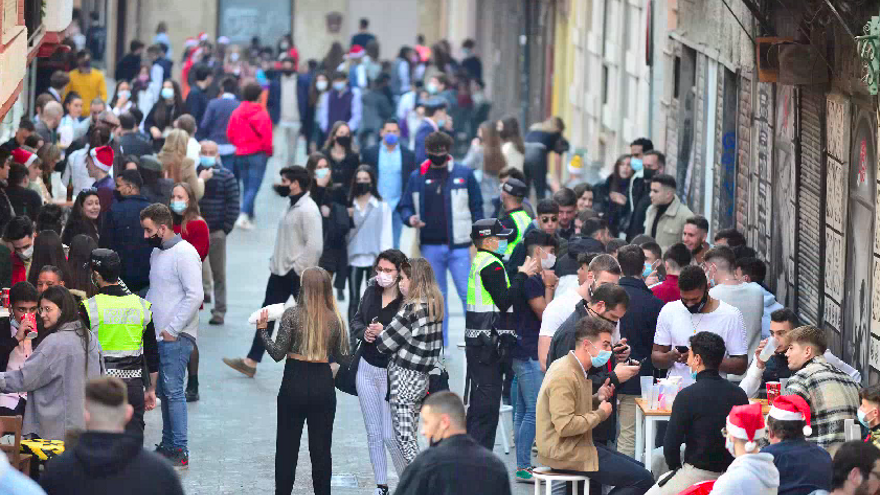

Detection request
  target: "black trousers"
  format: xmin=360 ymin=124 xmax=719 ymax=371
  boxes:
xmin=347 ymin=266 xmax=373 ymax=337
xmin=275 ymin=359 xmax=336 ymax=495
xmin=554 ymin=443 xmax=654 ymax=495
xmin=125 ymin=377 xmax=146 ymax=443
xmin=524 ymin=159 xmax=548 ymax=201
xmin=465 ymin=344 xmax=504 ymax=451
xmin=248 ymin=271 xmax=301 ymax=363
xmin=0 ymin=398 xmax=26 ymax=417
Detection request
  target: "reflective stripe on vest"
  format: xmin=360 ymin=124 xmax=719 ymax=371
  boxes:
xmin=85 ymin=294 xmax=149 ymax=357
xmin=503 ymin=210 xmax=532 ymax=259
xmin=466 ymin=251 xmax=513 ymax=334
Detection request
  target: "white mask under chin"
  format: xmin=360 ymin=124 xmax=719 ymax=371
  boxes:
xmin=541 ymin=254 xmax=556 ymax=270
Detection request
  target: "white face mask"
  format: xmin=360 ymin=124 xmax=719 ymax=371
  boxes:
xmin=376 ymin=272 xmax=396 ymax=288
xmin=541 ymin=253 xmax=556 ymax=270
xmin=316 ymin=80 xmax=328 ymax=92
xmin=18 ymin=245 xmax=33 ymax=261
xmin=399 ymin=281 xmax=409 ymax=297
xmin=725 ymin=435 xmax=736 ymax=457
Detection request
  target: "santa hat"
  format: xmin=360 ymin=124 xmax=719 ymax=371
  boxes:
xmin=89 ymin=146 xmax=114 ymax=172
xmin=198 ymin=32 xmax=209 ymax=42
xmin=10 ymin=148 xmax=37 ymax=167
xmin=184 ymin=37 xmax=198 ymax=48
xmin=348 ymin=45 xmax=365 ymax=59
xmin=217 ymin=36 xmax=230 ymax=45
xmin=726 ymin=403 xmax=765 ymax=452
xmin=769 ymin=395 xmax=813 ymax=437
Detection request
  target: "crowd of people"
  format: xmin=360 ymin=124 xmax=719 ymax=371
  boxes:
xmin=0 ymin=13 xmax=879 ymax=495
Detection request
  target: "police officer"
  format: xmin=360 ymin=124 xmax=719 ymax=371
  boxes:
xmin=80 ymin=248 xmax=160 ymax=443
xmin=465 ymin=218 xmax=539 ymax=450
xmin=499 ymin=178 xmax=532 ymax=261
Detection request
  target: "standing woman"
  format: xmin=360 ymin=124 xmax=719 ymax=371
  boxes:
xmin=322 ymin=121 xmax=360 ymax=201
xmin=159 ymin=129 xmax=206 ymax=201
xmin=145 ymin=80 xmax=184 ymax=151
xmin=308 ymin=152 xmax=350 ymax=294
xmin=498 ymin=116 xmax=525 ymax=172
xmin=27 ymin=230 xmax=71 ymax=289
xmin=109 ymin=80 xmax=136 ymax=116
xmin=305 ymin=72 xmax=329 ymax=152
xmin=346 ymin=165 xmax=392 ymax=326
xmin=132 ymin=64 xmax=156 ymax=123
xmin=463 ymin=121 xmax=506 ymax=219
xmin=0 ymin=285 xmax=102 ymax=440
xmin=66 ymin=234 xmax=98 ymax=300
xmin=593 ymin=154 xmax=633 ymax=237
xmin=257 ymin=267 xmax=348 ymax=495
xmin=61 ymin=189 xmax=101 ymax=245
xmin=351 ymin=249 xmax=408 ymax=495
xmin=170 ymin=181 xmax=209 ymax=402
xmin=376 ymin=258 xmax=444 ymax=465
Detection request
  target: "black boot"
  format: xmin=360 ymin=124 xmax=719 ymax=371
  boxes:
xmin=185 ymin=375 xmax=199 ymax=402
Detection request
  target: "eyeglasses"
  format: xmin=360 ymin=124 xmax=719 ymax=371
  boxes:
xmin=38 ymin=306 xmax=54 ymax=315
xmin=540 ymin=216 xmax=558 ymax=223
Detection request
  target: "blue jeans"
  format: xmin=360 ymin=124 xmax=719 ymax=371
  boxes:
xmin=512 ymin=358 xmax=543 ymax=468
xmin=420 ymin=244 xmax=470 ymax=347
xmin=158 ymin=337 xmax=194 ymax=451
xmin=237 ymin=152 xmax=268 ymax=217
xmin=390 ymin=205 xmax=404 ymax=250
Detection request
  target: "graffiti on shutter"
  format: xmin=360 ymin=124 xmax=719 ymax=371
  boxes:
xmin=750 ymin=83 xmax=773 ymax=262
xmin=773 ymin=85 xmax=797 ymax=306
xmin=797 ymin=89 xmax=824 ymax=326
xmin=824 ymin=95 xmax=851 ymax=334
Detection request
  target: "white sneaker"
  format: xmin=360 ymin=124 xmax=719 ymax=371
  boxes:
xmin=235 ymin=214 xmax=254 ymax=230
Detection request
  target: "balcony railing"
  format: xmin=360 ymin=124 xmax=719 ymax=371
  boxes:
xmin=24 ymin=0 xmax=43 ymax=45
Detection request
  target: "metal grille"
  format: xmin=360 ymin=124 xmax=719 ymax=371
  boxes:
xmin=796 ymin=89 xmax=825 ymax=326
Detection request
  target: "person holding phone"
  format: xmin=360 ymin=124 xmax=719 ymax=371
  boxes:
xmin=0 ymin=281 xmax=39 ymax=416
xmin=349 ymin=249 xmax=408 ymax=495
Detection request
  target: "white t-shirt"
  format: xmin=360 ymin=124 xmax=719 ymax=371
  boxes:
xmin=61 ymin=147 xmax=96 ymax=198
xmin=710 ymin=282 xmax=765 ymax=369
xmin=539 ymin=288 xmax=584 ymax=339
xmin=654 ymin=299 xmax=748 ymax=387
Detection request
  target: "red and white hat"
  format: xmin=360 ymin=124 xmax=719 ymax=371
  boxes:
xmin=89 ymin=146 xmax=114 ymax=172
xmin=10 ymin=148 xmax=37 ymax=167
xmin=348 ymin=45 xmax=365 ymax=59
xmin=198 ymin=32 xmax=209 ymax=42
xmin=769 ymin=394 xmax=813 ymax=437
xmin=184 ymin=37 xmax=198 ymax=48
xmin=726 ymin=402 xmax=765 ymax=452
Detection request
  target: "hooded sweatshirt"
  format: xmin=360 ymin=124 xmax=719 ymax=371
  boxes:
xmin=38 ymin=431 xmax=184 ymax=495
xmin=226 ymin=100 xmax=273 ymax=156
xmin=709 ymin=452 xmax=779 ymax=495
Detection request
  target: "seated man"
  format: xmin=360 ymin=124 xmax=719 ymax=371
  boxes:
xmin=536 ymin=316 xmax=653 ymax=495
xmin=785 ymin=325 xmax=860 ymax=454
xmin=858 ymin=385 xmax=880 ymax=449
xmin=740 ymin=308 xmax=860 ymax=399
xmin=646 ymin=332 xmax=749 ymax=495
xmin=394 ymin=391 xmax=510 ymax=495
xmin=763 ymin=394 xmax=832 ymax=495
xmin=809 ymin=441 xmax=880 ymax=495
xmin=710 ymin=403 xmax=779 ymax=495
xmin=0 ymin=282 xmax=38 ymax=416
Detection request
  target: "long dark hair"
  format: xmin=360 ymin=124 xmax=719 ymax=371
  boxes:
xmin=348 ymin=164 xmax=382 ymax=204
xmin=27 ymin=230 xmax=72 ymax=288
xmin=62 ymin=190 xmax=100 ymax=246
xmin=62 ymin=92 xmax=83 ymax=118
xmin=305 ymin=151 xmax=329 ymax=198
xmin=152 ymin=80 xmax=184 ymax=130
xmin=308 ymin=71 xmax=328 ymax=107
xmin=321 ymin=42 xmax=344 ymax=72
xmin=322 ymin=121 xmax=355 ymax=155
xmin=499 ymin=116 xmax=525 ymax=154
xmin=37 ymin=285 xmax=94 ymax=372
xmin=66 ymin=234 xmax=98 ymax=298
xmin=109 ymin=80 xmax=138 ymax=108
xmin=609 ymin=154 xmax=633 ymax=192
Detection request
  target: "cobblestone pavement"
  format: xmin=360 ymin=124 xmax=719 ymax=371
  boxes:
xmin=140 ymin=143 xmax=533 ymax=494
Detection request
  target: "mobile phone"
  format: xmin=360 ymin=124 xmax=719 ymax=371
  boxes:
xmin=675 ymin=345 xmax=689 ymax=354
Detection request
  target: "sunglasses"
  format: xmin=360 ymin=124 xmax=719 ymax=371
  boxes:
xmin=540 ymin=216 xmax=558 ymax=223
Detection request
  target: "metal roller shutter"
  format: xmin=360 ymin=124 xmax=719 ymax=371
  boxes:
xmin=796 ymin=89 xmax=825 ymax=326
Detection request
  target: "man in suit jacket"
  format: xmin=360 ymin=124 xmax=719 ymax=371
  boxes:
xmin=360 ymin=118 xmax=416 ymax=249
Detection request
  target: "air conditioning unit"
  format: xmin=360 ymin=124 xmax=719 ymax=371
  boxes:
xmin=756 ymin=37 xmax=791 ymax=82
xmin=756 ymin=37 xmax=829 ymax=85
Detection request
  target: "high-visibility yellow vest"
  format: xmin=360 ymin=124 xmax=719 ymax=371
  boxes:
xmin=465 ymin=251 xmax=515 ymax=338
xmin=84 ymin=294 xmax=150 ymax=376
xmin=503 ymin=210 xmax=532 ymax=259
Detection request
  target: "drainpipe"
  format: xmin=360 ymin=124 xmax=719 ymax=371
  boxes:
xmin=521 ymin=0 xmax=530 ymax=129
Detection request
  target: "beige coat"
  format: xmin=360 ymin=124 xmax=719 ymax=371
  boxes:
xmin=536 ymin=352 xmax=609 ymax=473
xmin=643 ymin=195 xmax=694 ymax=252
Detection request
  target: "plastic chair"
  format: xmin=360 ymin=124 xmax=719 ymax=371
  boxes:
xmin=531 ymin=467 xmax=590 ymax=495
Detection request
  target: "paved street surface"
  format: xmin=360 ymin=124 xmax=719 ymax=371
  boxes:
xmin=141 ymin=144 xmax=532 ymax=494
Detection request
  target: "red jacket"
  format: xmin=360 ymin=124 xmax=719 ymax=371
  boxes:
xmin=226 ymin=101 xmax=273 ymax=157
xmin=10 ymin=252 xmax=26 ymax=286
xmin=651 ymin=274 xmax=681 ymax=304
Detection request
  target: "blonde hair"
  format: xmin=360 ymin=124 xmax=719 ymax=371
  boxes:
xmin=158 ymin=129 xmax=189 ymax=182
xmin=295 ymin=267 xmax=348 ymax=360
xmin=172 ymin=182 xmax=202 ymax=234
xmin=402 ymin=258 xmax=444 ymax=322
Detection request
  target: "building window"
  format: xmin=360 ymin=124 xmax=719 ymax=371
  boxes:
xmin=673 ymin=56 xmax=681 ymax=99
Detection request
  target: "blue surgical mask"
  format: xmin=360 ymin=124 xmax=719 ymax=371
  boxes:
xmin=642 ymin=262 xmax=653 ymax=279
xmin=630 ymin=157 xmax=643 ymax=172
xmin=332 ymin=81 xmax=346 ymax=92
xmin=591 ymin=349 xmax=612 ymax=368
xmin=200 ymin=156 xmax=216 ymax=167
xmin=494 ymin=240 xmax=508 ymax=255
xmin=117 ymin=90 xmax=131 ymax=100
xmin=426 ymin=83 xmax=439 ymax=94
xmin=691 ymin=371 xmax=698 ymax=380
xmin=384 ymin=134 xmax=399 ymax=146
xmin=314 ymin=168 xmax=330 ymax=179
xmin=859 ymin=408 xmax=872 ymax=428
xmin=161 ymin=87 xmax=174 ymax=100
xmin=436 ymin=119 xmax=446 ymax=128
xmin=170 ymin=201 xmax=187 ymax=214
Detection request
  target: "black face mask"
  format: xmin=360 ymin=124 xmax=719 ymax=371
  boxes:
xmin=147 ymin=234 xmax=163 ymax=248
xmin=589 ymin=306 xmax=617 ymax=326
xmin=643 ymin=168 xmax=656 ymax=180
xmin=354 ymin=183 xmax=371 ymax=196
xmin=335 ymin=135 xmax=351 ymax=147
xmin=282 ymin=69 xmax=295 ymax=76
xmin=273 ymin=184 xmax=291 ymax=197
xmin=428 ymin=153 xmax=448 ymax=167
xmin=686 ymin=291 xmax=709 ymax=314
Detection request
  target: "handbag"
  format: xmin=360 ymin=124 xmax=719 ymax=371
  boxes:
xmin=334 ymin=341 xmax=363 ymax=396
xmin=427 ymin=363 xmax=450 ymax=395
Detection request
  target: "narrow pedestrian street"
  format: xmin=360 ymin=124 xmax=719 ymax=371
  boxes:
xmin=139 ymin=147 xmax=529 ymax=494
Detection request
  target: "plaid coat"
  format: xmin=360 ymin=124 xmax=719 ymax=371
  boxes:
xmin=786 ymin=356 xmax=860 ymax=449
xmin=376 ymin=300 xmax=443 ymax=373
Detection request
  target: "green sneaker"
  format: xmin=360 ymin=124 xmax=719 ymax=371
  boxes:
xmin=515 ymin=468 xmax=534 ymax=484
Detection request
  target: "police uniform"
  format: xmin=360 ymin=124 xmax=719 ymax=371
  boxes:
xmin=81 ymin=249 xmax=159 ymax=442
xmin=464 ymin=218 xmax=529 ymax=450
xmin=499 ymin=178 xmax=532 ymax=260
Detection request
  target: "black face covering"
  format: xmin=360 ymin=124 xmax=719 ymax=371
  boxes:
xmin=643 ymin=168 xmax=656 ymax=180
xmin=354 ymin=183 xmax=371 ymax=196
xmin=281 ymin=69 xmax=295 ymax=76
xmin=335 ymin=135 xmax=351 ymax=147
xmin=686 ymin=291 xmax=709 ymax=314
xmin=428 ymin=153 xmax=448 ymax=167
xmin=147 ymin=234 xmax=163 ymax=248
xmin=273 ymin=184 xmax=291 ymax=197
